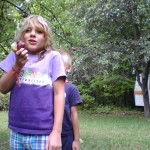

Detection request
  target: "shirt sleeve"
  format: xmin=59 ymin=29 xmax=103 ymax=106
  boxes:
xmin=69 ymin=85 xmax=83 ymax=106
xmin=0 ymin=52 xmax=16 ymax=73
xmin=51 ymin=52 xmax=66 ymax=83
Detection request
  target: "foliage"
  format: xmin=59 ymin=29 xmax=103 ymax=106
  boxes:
xmin=88 ymin=105 xmax=143 ymax=114
xmin=90 ymin=74 xmax=135 ymax=106
xmin=71 ymin=0 xmax=150 ymax=80
xmin=0 ymin=0 xmax=150 ymax=111
xmin=76 ymin=73 xmax=135 ymax=108
xmin=77 ymin=84 xmax=95 ymax=109
xmin=0 ymin=93 xmax=9 ymax=111
xmin=0 ymin=0 xmax=82 ymax=60
xmin=71 ymin=0 xmax=150 ymax=116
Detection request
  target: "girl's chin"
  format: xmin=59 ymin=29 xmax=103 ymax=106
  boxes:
xmin=28 ymin=49 xmax=43 ymax=54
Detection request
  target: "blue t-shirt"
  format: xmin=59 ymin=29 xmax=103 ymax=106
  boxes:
xmin=0 ymin=50 xmax=66 ymax=135
xmin=62 ymin=82 xmax=82 ymax=136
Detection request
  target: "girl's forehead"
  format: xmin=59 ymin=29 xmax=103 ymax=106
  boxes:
xmin=28 ymin=21 xmax=43 ymax=28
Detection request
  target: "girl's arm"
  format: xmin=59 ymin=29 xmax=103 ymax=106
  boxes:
xmin=0 ymin=66 xmax=21 ymax=94
xmin=0 ymin=49 xmax=28 ymax=94
xmin=71 ymin=106 xmax=80 ymax=150
xmin=46 ymin=77 xmax=65 ymax=150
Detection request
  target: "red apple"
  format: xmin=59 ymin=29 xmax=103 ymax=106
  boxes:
xmin=17 ymin=40 xmax=25 ymax=51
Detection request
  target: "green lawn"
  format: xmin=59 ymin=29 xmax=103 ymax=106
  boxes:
xmin=79 ymin=111 xmax=150 ymax=150
xmin=1 ymin=111 xmax=150 ymax=150
xmin=0 ymin=111 xmax=9 ymax=150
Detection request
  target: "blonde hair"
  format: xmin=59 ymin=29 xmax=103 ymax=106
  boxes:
xmin=15 ymin=15 xmax=54 ymax=50
xmin=59 ymin=50 xmax=72 ymax=67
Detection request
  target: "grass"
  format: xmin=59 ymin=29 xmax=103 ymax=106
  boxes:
xmin=0 ymin=111 xmax=9 ymax=150
xmin=1 ymin=111 xmax=150 ymax=150
xmin=79 ymin=111 xmax=150 ymax=150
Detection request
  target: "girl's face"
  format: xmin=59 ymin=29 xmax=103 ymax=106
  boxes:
xmin=23 ymin=23 xmax=46 ymax=54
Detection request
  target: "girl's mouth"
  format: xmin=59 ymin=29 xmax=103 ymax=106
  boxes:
xmin=29 ymin=40 xmax=37 ymax=45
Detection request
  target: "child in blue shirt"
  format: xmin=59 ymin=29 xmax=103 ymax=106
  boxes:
xmin=60 ymin=50 xmax=83 ymax=150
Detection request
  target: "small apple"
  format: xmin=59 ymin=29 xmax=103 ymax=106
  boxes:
xmin=11 ymin=42 xmax=17 ymax=52
xmin=17 ymin=40 xmax=25 ymax=51
xmin=11 ymin=40 xmax=26 ymax=52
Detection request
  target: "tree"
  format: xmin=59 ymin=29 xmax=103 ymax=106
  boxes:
xmin=1 ymin=0 xmax=149 ymax=112
xmin=0 ymin=0 xmax=81 ymax=58
xmin=74 ymin=0 xmax=150 ymax=117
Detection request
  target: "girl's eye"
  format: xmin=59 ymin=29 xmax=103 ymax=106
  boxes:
xmin=26 ymin=28 xmax=31 ymax=32
xmin=37 ymin=30 xmax=43 ymax=34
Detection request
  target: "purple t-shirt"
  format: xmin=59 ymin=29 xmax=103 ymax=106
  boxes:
xmin=0 ymin=50 xmax=66 ymax=135
xmin=62 ymin=82 xmax=82 ymax=136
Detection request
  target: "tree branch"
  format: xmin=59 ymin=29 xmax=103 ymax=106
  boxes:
xmin=40 ymin=4 xmax=66 ymax=37
xmin=2 ymin=0 xmax=28 ymax=17
xmin=0 ymin=43 xmax=9 ymax=55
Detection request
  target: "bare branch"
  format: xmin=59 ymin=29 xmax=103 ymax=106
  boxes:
xmin=0 ymin=43 xmax=9 ymax=55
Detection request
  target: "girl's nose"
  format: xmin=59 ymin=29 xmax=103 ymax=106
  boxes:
xmin=30 ymin=30 xmax=36 ymax=37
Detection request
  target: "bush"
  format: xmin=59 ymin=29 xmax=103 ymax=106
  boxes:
xmin=89 ymin=74 xmax=135 ymax=106
xmin=77 ymin=83 xmax=95 ymax=110
xmin=80 ymin=93 xmax=95 ymax=110
xmin=0 ymin=93 xmax=9 ymax=111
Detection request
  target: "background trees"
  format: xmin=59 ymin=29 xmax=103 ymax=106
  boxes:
xmin=79 ymin=0 xmax=150 ymax=116
xmin=0 ymin=0 xmax=149 ymax=116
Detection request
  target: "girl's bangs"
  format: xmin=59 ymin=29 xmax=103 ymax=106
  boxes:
xmin=22 ymin=17 xmax=46 ymax=33
xmin=31 ymin=19 xmax=45 ymax=32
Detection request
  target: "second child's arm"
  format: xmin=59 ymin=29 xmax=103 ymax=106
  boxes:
xmin=71 ymin=106 xmax=80 ymax=150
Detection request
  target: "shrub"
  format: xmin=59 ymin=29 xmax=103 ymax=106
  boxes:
xmin=0 ymin=93 xmax=9 ymax=111
xmin=77 ymin=83 xmax=95 ymax=110
xmin=89 ymin=74 xmax=135 ymax=106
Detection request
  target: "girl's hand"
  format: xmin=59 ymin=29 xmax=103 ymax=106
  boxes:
xmin=15 ymin=48 xmax=28 ymax=70
xmin=46 ymin=131 xmax=62 ymax=150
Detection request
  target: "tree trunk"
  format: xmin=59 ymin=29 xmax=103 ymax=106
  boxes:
xmin=143 ymin=91 xmax=150 ymax=117
xmin=131 ymin=3 xmax=150 ymax=117
xmin=142 ymin=60 xmax=150 ymax=117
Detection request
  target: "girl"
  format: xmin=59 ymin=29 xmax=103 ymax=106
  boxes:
xmin=0 ymin=15 xmax=66 ymax=150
